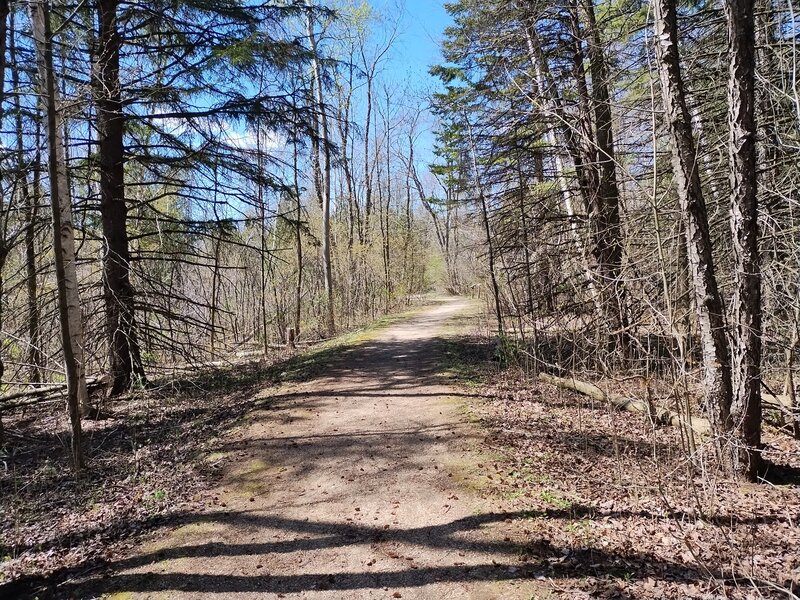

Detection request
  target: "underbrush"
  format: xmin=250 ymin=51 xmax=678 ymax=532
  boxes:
xmin=444 ymin=333 xmax=800 ymax=599
xmin=0 ymin=359 xmax=272 ymax=598
xmin=0 ymin=301 xmax=431 ymax=599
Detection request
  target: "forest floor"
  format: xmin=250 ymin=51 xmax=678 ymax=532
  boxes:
xmin=2 ymin=296 xmax=799 ymax=599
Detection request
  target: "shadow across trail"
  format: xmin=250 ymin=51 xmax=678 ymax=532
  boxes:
xmin=62 ymin=508 xmax=749 ymax=598
xmin=79 ymin=298 xmax=538 ymax=599
xmin=7 ymin=505 xmax=767 ymax=599
xmin=26 ymin=298 xmax=763 ymax=599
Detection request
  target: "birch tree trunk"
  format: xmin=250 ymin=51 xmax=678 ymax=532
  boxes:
xmin=653 ymin=0 xmax=734 ymax=451
xmin=523 ymin=25 xmax=602 ymax=318
xmin=31 ymin=0 xmax=87 ymax=470
xmin=306 ymin=5 xmax=335 ymax=335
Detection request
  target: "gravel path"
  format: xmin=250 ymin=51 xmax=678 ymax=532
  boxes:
xmin=93 ymin=298 xmax=544 ymax=599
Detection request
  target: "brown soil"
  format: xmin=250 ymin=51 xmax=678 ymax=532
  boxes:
xmin=78 ymin=298 xmax=547 ymax=599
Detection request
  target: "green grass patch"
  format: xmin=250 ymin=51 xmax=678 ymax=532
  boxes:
xmin=265 ymin=305 xmax=433 ymax=384
xmin=539 ymin=489 xmax=573 ymax=510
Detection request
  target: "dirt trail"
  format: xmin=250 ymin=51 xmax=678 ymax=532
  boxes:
xmin=94 ymin=298 xmax=543 ymax=599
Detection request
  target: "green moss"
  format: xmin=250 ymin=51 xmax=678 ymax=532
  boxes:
xmin=148 ymin=520 xmax=225 ymax=556
xmin=226 ymin=458 xmax=274 ymax=495
xmin=444 ymin=458 xmax=491 ymax=494
xmin=503 ymin=489 xmax=525 ymax=500
xmin=564 ymin=519 xmax=596 ymax=544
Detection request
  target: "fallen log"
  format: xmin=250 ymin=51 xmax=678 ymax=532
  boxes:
xmin=0 ymin=384 xmax=68 ymax=403
xmin=762 ymin=392 xmax=800 ymax=438
xmin=537 ymin=372 xmax=712 ymax=435
xmin=0 ymin=392 xmax=64 ymax=412
xmin=0 ymin=377 xmax=106 ymax=413
xmin=762 ymin=392 xmax=799 ymax=417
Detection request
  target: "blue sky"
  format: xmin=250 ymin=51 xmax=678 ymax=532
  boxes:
xmin=397 ymin=0 xmax=451 ymax=76
xmin=387 ymin=0 xmax=452 ymax=92
xmin=373 ymin=0 xmax=452 ymax=163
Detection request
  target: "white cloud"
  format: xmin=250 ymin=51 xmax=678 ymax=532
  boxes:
xmin=215 ymin=120 xmax=286 ymax=153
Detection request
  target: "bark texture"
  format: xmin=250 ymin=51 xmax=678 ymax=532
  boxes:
xmin=31 ymin=0 xmax=87 ymax=469
xmin=725 ymin=0 xmax=763 ymax=478
xmin=580 ymin=0 xmax=629 ymax=353
xmin=94 ymin=0 xmax=145 ymax=395
xmin=653 ymin=0 xmax=733 ymax=444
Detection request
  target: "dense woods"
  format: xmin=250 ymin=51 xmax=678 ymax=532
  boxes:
xmin=1 ymin=0 xmax=799 ymax=597
xmin=0 ymin=0 xmax=450 ymax=456
xmin=432 ymin=0 xmax=800 ymax=480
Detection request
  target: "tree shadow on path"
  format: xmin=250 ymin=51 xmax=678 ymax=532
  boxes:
xmin=57 ymin=508 xmax=742 ymax=599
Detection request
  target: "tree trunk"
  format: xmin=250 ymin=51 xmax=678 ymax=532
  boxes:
xmin=580 ymin=0 xmax=629 ymax=354
xmin=210 ymin=232 xmax=221 ymax=354
xmin=515 ymin=152 xmax=534 ymax=317
xmin=335 ymin=68 xmax=357 ymax=265
xmin=783 ymin=306 xmax=799 ymax=438
xmin=256 ymin=119 xmax=269 ymax=355
xmin=383 ymin=91 xmax=392 ymax=313
xmin=567 ymin=6 xmax=599 ymax=216
xmin=465 ymin=120 xmax=504 ymax=338
xmin=306 ymin=5 xmax=335 ymax=336
xmin=675 ymin=223 xmax=693 ymax=361
xmin=539 ymin=372 xmax=712 ymax=434
xmin=93 ymin=0 xmax=145 ymax=396
xmin=0 ymin=0 xmax=9 ymax=388
xmin=362 ymin=69 xmax=374 ymax=246
xmin=293 ymin=122 xmax=303 ymax=337
xmin=653 ymin=0 xmax=733 ymax=451
xmin=524 ymin=25 xmax=602 ymax=318
xmin=31 ymin=0 xmax=86 ymax=470
xmin=725 ymin=0 xmax=763 ymax=479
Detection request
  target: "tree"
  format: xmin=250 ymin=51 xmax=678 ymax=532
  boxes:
xmin=652 ymin=0 xmax=733 ymax=457
xmin=577 ymin=0 xmax=629 ymax=355
xmin=725 ymin=0 xmax=762 ymax=478
xmin=0 ymin=0 xmax=10 ymax=389
xmin=306 ymin=2 xmax=335 ymax=336
xmin=93 ymin=0 xmax=145 ymax=395
xmin=9 ymin=9 xmax=45 ymax=384
xmin=30 ymin=0 xmax=87 ymax=469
